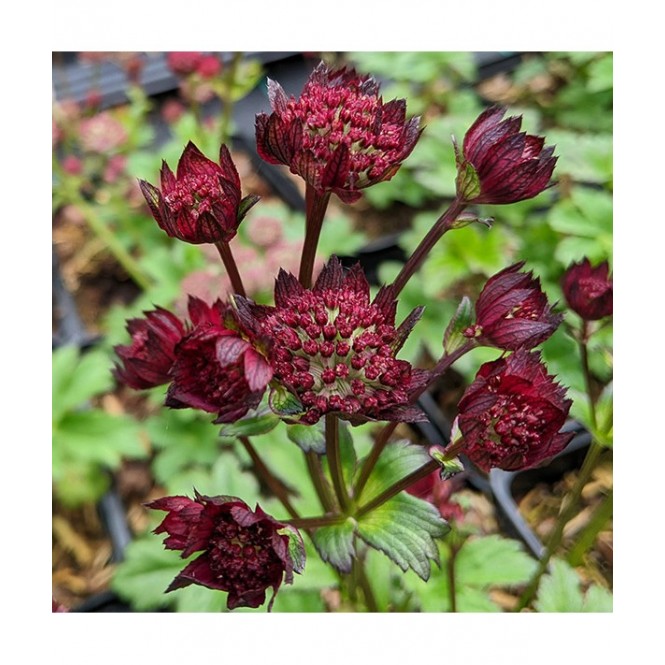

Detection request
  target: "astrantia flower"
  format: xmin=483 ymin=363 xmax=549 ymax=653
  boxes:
xmin=113 ymin=307 xmax=186 ymax=389
xmin=455 ymin=349 xmax=573 ymax=472
xmin=455 ymin=106 xmax=557 ymax=205
xmin=561 ymin=258 xmax=613 ymax=321
xmin=78 ymin=112 xmax=128 ymax=153
xmin=139 ymin=141 xmax=258 ymax=245
xmin=464 ymin=262 xmax=562 ymax=350
xmin=236 ymin=257 xmax=429 ymax=424
xmin=166 ymin=51 xmax=203 ymax=76
xmin=255 ymin=62 xmax=422 ymax=203
xmin=165 ymin=298 xmax=273 ymax=423
xmin=147 ymin=492 xmax=305 ymax=610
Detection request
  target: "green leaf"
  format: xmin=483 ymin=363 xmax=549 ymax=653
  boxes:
xmin=52 ymin=459 xmax=110 ymax=507
xmin=312 ymin=519 xmax=357 ymax=573
xmin=52 ymin=346 xmax=114 ymax=423
xmin=357 ymin=493 xmax=448 ymax=580
xmin=455 ymin=534 xmax=537 ymax=587
xmin=535 ymin=558 xmax=612 ymax=612
xmin=269 ymin=384 xmax=304 ymax=417
xmin=279 ymin=525 xmax=306 ymax=575
xmin=217 ymin=411 xmax=280 ymax=438
xmin=286 ymin=422 xmax=326 ymax=454
xmin=337 ymin=421 xmax=358 ymax=487
xmin=358 ymin=439 xmax=431 ymax=504
xmin=443 ymin=296 xmax=474 ymax=355
xmin=112 ymin=535 xmax=184 ymax=611
xmin=587 ymin=53 xmax=613 ymax=93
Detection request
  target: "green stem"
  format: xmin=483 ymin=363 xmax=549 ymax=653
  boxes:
xmin=56 ymin=172 xmax=152 ymax=290
xmin=305 ymin=450 xmax=337 ymax=513
xmin=299 ymin=185 xmax=331 ymax=289
xmin=447 ymin=541 xmax=459 ymax=613
xmin=567 ymin=487 xmax=613 ymax=567
xmin=219 ymin=52 xmax=243 ymax=145
xmin=214 ymin=240 xmax=246 ymax=297
xmin=356 ymin=558 xmax=379 ymax=612
xmin=356 ymin=459 xmax=439 ymax=518
xmin=391 ymin=197 xmax=466 ymax=296
xmin=326 ymin=414 xmax=350 ymax=513
xmin=239 ymin=436 xmax=299 ymax=520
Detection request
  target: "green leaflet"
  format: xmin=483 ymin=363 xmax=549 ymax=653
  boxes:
xmin=356 ymin=493 xmax=449 ymax=581
xmin=312 ymin=519 xmax=357 ymax=574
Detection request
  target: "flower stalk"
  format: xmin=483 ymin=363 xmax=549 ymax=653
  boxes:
xmin=299 ymin=185 xmax=331 ymax=289
xmin=214 ymin=240 xmax=246 ymax=297
xmin=391 ymin=197 xmax=466 ymax=296
xmin=326 ymin=414 xmax=351 ymax=513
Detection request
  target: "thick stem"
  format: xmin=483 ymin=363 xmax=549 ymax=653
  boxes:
xmin=305 ymin=450 xmax=337 ymax=513
xmin=326 ymin=414 xmax=350 ymax=513
xmin=391 ymin=198 xmax=466 ymax=296
xmin=356 ymin=459 xmax=439 ymax=518
xmin=239 ymin=436 xmax=299 ymax=520
xmin=298 ymin=185 xmax=331 ymax=289
xmin=214 ymin=240 xmax=246 ymax=297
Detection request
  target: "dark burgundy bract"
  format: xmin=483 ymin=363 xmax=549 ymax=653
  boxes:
xmin=561 ymin=258 xmax=613 ymax=321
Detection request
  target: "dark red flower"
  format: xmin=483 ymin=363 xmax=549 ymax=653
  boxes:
xmin=113 ymin=307 xmax=186 ymax=389
xmin=166 ymin=51 xmax=204 ymax=76
xmin=165 ymin=299 xmax=273 ymax=423
xmin=236 ymin=257 xmax=429 ymax=424
xmin=464 ymin=262 xmax=562 ymax=350
xmin=147 ymin=491 xmax=304 ymax=610
xmin=139 ymin=141 xmax=258 ymax=245
xmin=561 ymin=258 xmax=613 ymax=321
xmin=455 ymin=350 xmax=573 ymax=472
xmin=455 ymin=106 xmax=557 ymax=205
xmin=255 ymin=62 xmax=422 ymax=203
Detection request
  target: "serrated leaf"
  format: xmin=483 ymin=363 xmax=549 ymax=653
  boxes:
xmin=279 ymin=525 xmax=306 ymax=575
xmin=357 ymin=493 xmax=448 ymax=580
xmin=286 ymin=422 xmax=326 ymax=454
xmin=582 ymin=584 xmax=613 ymax=612
xmin=358 ymin=439 xmax=432 ymax=504
xmin=312 ymin=520 xmax=356 ymax=573
xmin=534 ymin=558 xmax=586 ymax=612
xmin=455 ymin=534 xmax=537 ymax=587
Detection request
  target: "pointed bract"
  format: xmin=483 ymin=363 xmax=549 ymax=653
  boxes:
xmin=561 ymin=258 xmax=613 ymax=321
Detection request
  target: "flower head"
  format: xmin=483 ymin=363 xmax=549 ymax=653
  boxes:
xmin=113 ymin=307 xmax=186 ymax=389
xmin=165 ymin=298 xmax=273 ymax=423
xmin=147 ymin=492 xmax=304 ymax=610
xmin=166 ymin=51 xmax=204 ymax=76
xmin=236 ymin=257 xmax=429 ymax=424
xmin=455 ymin=350 xmax=573 ymax=472
xmin=464 ymin=262 xmax=562 ymax=350
xmin=561 ymin=258 xmax=613 ymax=321
xmin=255 ymin=62 xmax=421 ymax=203
xmin=139 ymin=141 xmax=258 ymax=245
xmin=455 ymin=106 xmax=557 ymax=205
xmin=78 ymin=111 xmax=128 ymax=153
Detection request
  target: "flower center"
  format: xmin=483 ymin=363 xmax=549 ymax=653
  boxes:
xmin=165 ymin=173 xmax=222 ymax=219
xmin=286 ymin=82 xmax=405 ymax=184
xmin=266 ymin=288 xmax=411 ymax=423
xmin=208 ymin=515 xmax=282 ymax=589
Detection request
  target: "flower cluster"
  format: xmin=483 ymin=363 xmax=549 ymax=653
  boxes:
xmin=256 ymin=62 xmax=421 ymax=203
xmin=147 ymin=492 xmax=304 ymax=610
xmin=109 ymin=59 xmax=584 ymax=610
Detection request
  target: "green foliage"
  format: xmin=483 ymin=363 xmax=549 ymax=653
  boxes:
xmin=356 ymin=493 xmax=449 ymax=580
xmin=312 ymin=519 xmax=357 ymax=573
xmin=52 ymin=346 xmax=146 ymax=507
xmin=357 ymin=439 xmax=431 ymax=504
xmin=535 ymin=559 xmax=612 ymax=612
xmin=286 ymin=422 xmax=326 ymax=454
xmin=403 ymin=534 xmax=537 ymax=611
